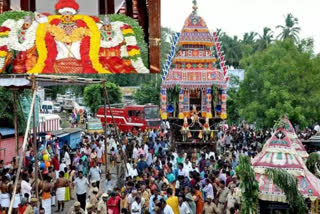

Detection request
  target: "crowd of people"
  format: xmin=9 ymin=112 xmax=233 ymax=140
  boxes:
xmin=0 ymin=121 xmax=318 ymax=214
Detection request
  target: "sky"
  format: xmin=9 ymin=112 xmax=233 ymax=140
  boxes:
xmin=161 ymin=0 xmax=320 ymax=53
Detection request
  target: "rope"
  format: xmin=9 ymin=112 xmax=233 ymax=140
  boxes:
xmin=8 ymin=88 xmax=37 ymax=214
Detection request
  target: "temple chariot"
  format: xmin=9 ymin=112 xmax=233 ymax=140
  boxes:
xmin=160 ymin=0 xmax=229 ymax=152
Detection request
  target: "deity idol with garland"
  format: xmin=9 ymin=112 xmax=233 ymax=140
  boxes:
xmin=202 ymin=117 xmax=211 ymax=141
xmin=98 ymin=16 xmax=136 ymax=74
xmin=12 ymin=15 xmax=38 ymax=73
xmin=43 ymin=0 xmax=95 ymax=73
xmin=181 ymin=117 xmax=191 ymax=142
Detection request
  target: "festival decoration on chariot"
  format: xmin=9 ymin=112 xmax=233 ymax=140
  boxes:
xmin=252 ymin=126 xmax=320 ymax=202
xmin=0 ymin=0 xmax=148 ymax=74
xmin=275 ymin=116 xmax=309 ymax=161
xmin=160 ymin=0 xmax=228 ymax=121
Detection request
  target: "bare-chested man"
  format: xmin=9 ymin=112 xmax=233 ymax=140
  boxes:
xmin=48 ymin=166 xmax=56 ymax=206
xmin=9 ymin=179 xmax=21 ymax=214
xmin=40 ymin=174 xmax=54 ymax=214
xmin=54 ymin=171 xmax=69 ymax=212
xmin=1 ymin=176 xmax=10 ymax=213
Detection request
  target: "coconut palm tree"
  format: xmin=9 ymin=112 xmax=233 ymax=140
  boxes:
xmin=276 ymin=13 xmax=301 ymax=42
xmin=256 ymin=27 xmax=273 ymax=51
xmin=242 ymin=32 xmax=258 ymax=45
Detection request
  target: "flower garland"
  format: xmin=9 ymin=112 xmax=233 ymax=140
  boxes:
xmin=29 ymin=15 xmax=111 ymax=74
xmin=28 ymin=14 xmax=148 ymax=74
xmin=99 ymin=21 xmax=124 ymax=48
xmin=121 ymin=24 xmax=149 ymax=73
xmin=0 ymin=46 xmax=8 ymax=72
xmin=46 ymin=24 xmax=90 ymax=43
xmin=8 ymin=19 xmax=38 ymax=52
xmin=28 ymin=23 xmax=47 ymax=74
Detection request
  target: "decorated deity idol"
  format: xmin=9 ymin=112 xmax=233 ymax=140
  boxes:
xmin=191 ymin=104 xmax=200 ymax=123
xmin=202 ymin=117 xmax=211 ymax=142
xmin=43 ymin=0 xmax=95 ymax=73
xmin=181 ymin=117 xmax=190 ymax=142
xmin=98 ymin=16 xmax=136 ymax=73
xmin=11 ymin=15 xmax=38 ymax=73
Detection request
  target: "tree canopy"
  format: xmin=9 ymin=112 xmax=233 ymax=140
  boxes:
xmin=237 ymin=39 xmax=320 ymax=128
xmin=83 ymin=82 xmax=122 ymax=115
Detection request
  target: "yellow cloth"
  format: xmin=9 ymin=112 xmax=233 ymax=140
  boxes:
xmin=166 ymin=196 xmax=179 ymax=214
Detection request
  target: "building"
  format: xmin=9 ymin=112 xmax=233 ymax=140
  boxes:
xmin=0 ymin=128 xmax=23 ymax=164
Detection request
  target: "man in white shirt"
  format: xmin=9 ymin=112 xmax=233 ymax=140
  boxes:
xmin=203 ymin=179 xmax=214 ymax=200
xmin=184 ymin=159 xmax=193 ymax=175
xmin=161 ymin=199 xmax=174 ymax=214
xmin=131 ymin=196 xmax=142 ymax=214
xmin=73 ymin=171 xmax=89 ymax=210
xmin=96 ymin=146 xmax=103 ymax=163
xmin=146 ymin=149 xmax=153 ymax=166
xmin=21 ymin=174 xmax=32 ymax=199
xmin=178 ymin=163 xmax=188 ymax=177
xmin=89 ymin=162 xmax=101 ymax=187
xmin=64 ymin=150 xmax=71 ymax=166
xmin=178 ymin=196 xmax=192 ymax=214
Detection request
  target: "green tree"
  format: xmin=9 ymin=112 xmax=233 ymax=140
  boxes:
xmin=276 ymin=13 xmax=301 ymax=42
xmin=83 ymin=82 xmax=122 ymax=115
xmin=256 ymin=27 xmax=273 ymax=51
xmin=133 ymin=77 xmax=161 ymax=105
xmin=227 ymin=75 xmax=241 ymax=125
xmin=0 ymin=88 xmax=26 ymax=131
xmin=161 ymin=27 xmax=176 ymax=71
xmin=237 ymin=155 xmax=259 ymax=214
xmin=306 ymin=152 xmax=320 ymax=177
xmin=218 ymin=31 xmax=243 ymax=68
xmin=238 ymin=39 xmax=320 ymax=128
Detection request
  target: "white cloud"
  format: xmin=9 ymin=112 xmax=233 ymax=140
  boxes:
xmin=161 ymin=0 xmax=320 ymax=53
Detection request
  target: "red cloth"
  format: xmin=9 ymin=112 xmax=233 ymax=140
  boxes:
xmin=51 ymin=157 xmax=60 ymax=171
xmin=18 ymin=205 xmax=27 ymax=214
xmin=55 ymin=0 xmax=79 ymax=11
xmin=226 ymin=176 xmax=232 ymax=186
xmin=43 ymin=18 xmax=96 ymax=74
xmin=106 ymin=196 xmax=121 ymax=214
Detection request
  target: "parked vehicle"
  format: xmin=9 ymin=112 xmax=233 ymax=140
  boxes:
xmin=96 ymin=104 xmax=161 ymax=132
xmin=86 ymin=119 xmax=104 ymax=134
xmin=41 ymin=101 xmax=54 ymax=114
xmin=53 ymin=103 xmax=62 ymax=113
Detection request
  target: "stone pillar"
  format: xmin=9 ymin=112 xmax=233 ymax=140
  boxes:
xmin=206 ymin=87 xmax=212 ymax=118
xmin=160 ymin=87 xmax=167 ymax=120
xmin=178 ymin=88 xmax=184 ymax=119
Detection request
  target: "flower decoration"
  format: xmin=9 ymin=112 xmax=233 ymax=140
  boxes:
xmin=0 ymin=11 xmax=148 ymax=74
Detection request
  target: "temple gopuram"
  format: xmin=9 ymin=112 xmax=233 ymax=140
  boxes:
xmin=160 ymin=0 xmax=228 ymax=146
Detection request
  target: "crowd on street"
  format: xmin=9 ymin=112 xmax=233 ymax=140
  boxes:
xmin=0 ymin=121 xmax=317 ymax=214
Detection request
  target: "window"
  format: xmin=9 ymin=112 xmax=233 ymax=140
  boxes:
xmin=128 ymin=110 xmax=135 ymax=117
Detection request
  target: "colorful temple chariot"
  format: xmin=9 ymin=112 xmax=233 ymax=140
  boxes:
xmin=253 ymin=119 xmax=320 ymax=212
xmin=160 ymin=0 xmax=228 ymax=123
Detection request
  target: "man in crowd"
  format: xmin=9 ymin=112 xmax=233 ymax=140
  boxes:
xmin=73 ymin=171 xmax=89 ymax=210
